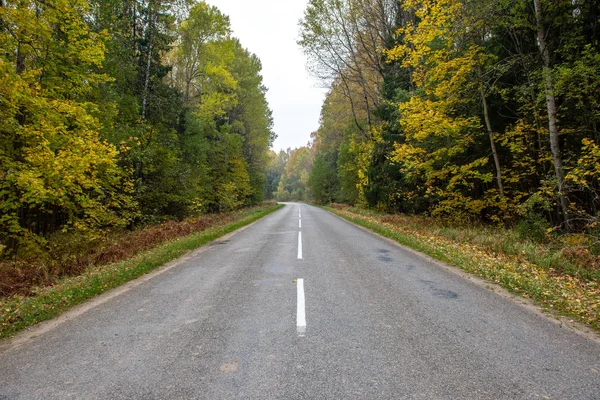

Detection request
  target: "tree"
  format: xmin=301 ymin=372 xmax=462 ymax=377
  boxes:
xmin=309 ymin=153 xmax=341 ymax=203
xmin=167 ymin=2 xmax=231 ymax=104
xmin=228 ymin=41 xmax=276 ymax=204
xmin=167 ymin=3 xmax=274 ymax=211
xmin=276 ymin=147 xmax=313 ymax=201
xmin=299 ymin=0 xmax=396 ymax=134
xmin=0 ymin=0 xmax=135 ymax=252
xmin=533 ymin=0 xmax=569 ymax=225
xmin=266 ymin=150 xmax=288 ymax=198
xmin=300 ymin=0 xmax=600 ymax=230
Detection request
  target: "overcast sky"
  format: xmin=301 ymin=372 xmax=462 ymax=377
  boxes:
xmin=204 ymin=0 xmax=327 ymax=152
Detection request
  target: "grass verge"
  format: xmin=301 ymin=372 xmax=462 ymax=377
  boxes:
xmin=324 ymin=205 xmax=600 ymax=333
xmin=0 ymin=204 xmax=283 ymax=339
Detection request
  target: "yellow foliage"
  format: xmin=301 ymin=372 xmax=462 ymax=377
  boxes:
xmin=0 ymin=0 xmax=136 ymax=251
xmin=384 ymin=0 xmax=502 ymax=220
xmin=566 ymin=139 xmax=600 ymax=189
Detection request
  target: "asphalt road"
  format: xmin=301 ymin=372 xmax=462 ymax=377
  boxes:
xmin=1 ymin=203 xmax=599 ymax=399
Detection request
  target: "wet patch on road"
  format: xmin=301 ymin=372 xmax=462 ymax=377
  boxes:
xmin=418 ymin=279 xmax=459 ymax=299
xmin=431 ymin=288 xmax=458 ymax=299
xmin=375 ymin=249 xmax=393 ymax=263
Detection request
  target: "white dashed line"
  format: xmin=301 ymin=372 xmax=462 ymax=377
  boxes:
xmin=298 ymin=231 xmax=303 ymax=259
xmin=297 ymin=278 xmax=306 ymax=336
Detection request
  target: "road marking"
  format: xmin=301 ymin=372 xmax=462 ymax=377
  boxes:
xmin=297 ymin=278 xmax=306 ymax=336
xmin=299 ymin=218 xmax=302 ymax=228
xmin=298 ymin=231 xmax=303 ymax=259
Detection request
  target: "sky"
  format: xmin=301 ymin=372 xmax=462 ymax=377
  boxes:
xmin=204 ymin=0 xmax=328 ymax=152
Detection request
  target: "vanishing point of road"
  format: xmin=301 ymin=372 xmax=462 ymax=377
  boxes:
xmin=1 ymin=203 xmax=599 ymax=399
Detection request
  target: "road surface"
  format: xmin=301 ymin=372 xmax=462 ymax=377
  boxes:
xmin=1 ymin=203 xmax=599 ymax=399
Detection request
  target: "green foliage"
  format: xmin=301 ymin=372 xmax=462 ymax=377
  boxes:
xmin=276 ymin=148 xmax=313 ymax=201
xmin=299 ymin=0 xmax=600 ymax=233
xmin=266 ymin=150 xmax=288 ymax=199
xmin=0 ymin=0 xmax=136 ymax=254
xmin=166 ymin=4 xmax=274 ymax=212
xmin=516 ymin=215 xmax=551 ymax=243
xmin=308 ymin=153 xmax=340 ymax=203
xmin=0 ymin=0 xmax=275 ymax=257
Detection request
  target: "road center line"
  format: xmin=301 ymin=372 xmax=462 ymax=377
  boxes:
xmin=298 ymin=231 xmax=303 ymax=259
xmin=299 ymin=218 xmax=302 ymax=229
xmin=297 ymin=278 xmax=306 ymax=336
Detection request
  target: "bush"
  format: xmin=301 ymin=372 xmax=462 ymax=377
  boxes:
xmin=517 ymin=214 xmax=551 ymax=243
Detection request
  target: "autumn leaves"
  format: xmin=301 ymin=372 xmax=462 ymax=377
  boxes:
xmin=0 ymin=1 xmax=274 ymax=257
xmin=299 ymin=0 xmax=600 ymax=236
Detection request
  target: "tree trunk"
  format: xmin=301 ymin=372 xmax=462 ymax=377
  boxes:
xmin=131 ymin=0 xmax=138 ymax=51
xmin=335 ymin=2 xmax=372 ymax=128
xmin=478 ymin=66 xmax=504 ymax=196
xmin=401 ymin=7 xmax=416 ymax=93
xmin=141 ymin=5 xmax=153 ymax=121
xmin=339 ymin=74 xmax=367 ymax=137
xmin=533 ymin=0 xmax=570 ymax=227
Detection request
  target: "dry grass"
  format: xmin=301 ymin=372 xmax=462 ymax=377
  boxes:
xmin=375 ymin=212 xmax=600 ymax=281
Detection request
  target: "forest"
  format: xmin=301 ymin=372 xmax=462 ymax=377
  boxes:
xmin=279 ymin=0 xmax=600 ymax=241
xmin=2 ymin=0 xmax=600 ymax=266
xmin=0 ymin=0 xmax=276 ymax=259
